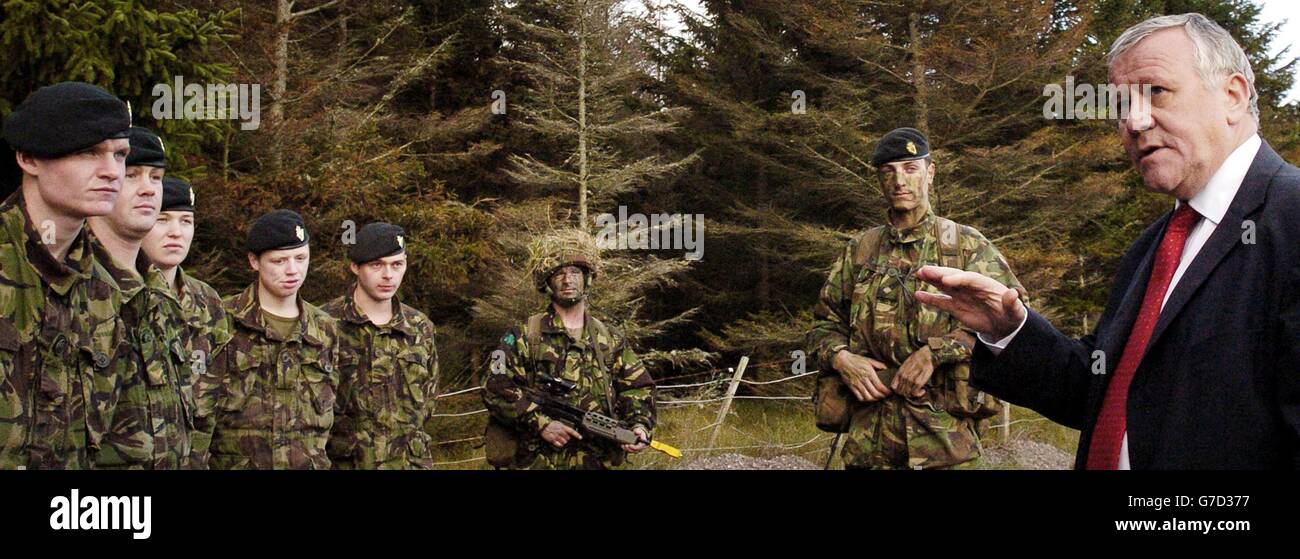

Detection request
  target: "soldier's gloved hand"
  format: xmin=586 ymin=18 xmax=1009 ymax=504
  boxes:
xmin=541 ymin=421 xmax=583 ymax=448
xmin=893 ymin=346 xmax=934 ymax=399
xmin=623 ymin=424 xmax=649 ymax=453
xmin=832 ymin=350 xmax=892 ymax=402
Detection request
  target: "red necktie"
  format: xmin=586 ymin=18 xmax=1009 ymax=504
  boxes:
xmin=1086 ymin=204 xmax=1200 ymax=470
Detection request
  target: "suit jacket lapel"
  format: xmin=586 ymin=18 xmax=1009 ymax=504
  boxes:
xmin=1143 ymin=142 xmax=1281 ymax=355
xmin=1099 ymin=217 xmax=1166 ymax=372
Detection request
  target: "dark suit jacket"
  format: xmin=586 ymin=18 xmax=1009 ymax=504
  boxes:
xmin=972 ymin=141 xmax=1300 ymax=469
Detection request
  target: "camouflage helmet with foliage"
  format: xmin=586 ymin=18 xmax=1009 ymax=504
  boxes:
xmin=528 ymin=228 xmax=603 ymax=293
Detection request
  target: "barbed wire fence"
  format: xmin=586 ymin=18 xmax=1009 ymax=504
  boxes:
xmin=425 ymin=355 xmax=1016 ymax=468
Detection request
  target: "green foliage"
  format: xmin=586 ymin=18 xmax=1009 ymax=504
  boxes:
xmin=0 ymin=0 xmax=239 ymax=161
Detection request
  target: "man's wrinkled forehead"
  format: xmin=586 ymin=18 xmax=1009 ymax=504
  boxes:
xmin=1108 ymin=27 xmax=1195 ymax=85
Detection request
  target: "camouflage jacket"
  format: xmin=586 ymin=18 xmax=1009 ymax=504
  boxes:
xmin=174 ymin=266 xmax=233 ymax=360
xmin=193 ymin=283 xmax=341 ymax=470
xmin=807 ymin=211 xmax=1025 ymax=469
xmin=322 ymin=288 xmax=439 ymax=470
xmin=90 ymin=238 xmax=196 ymax=470
xmin=0 ymin=192 xmax=121 ymax=469
xmin=483 ymin=308 xmax=655 ymax=470
xmin=172 ymin=266 xmax=232 ymax=468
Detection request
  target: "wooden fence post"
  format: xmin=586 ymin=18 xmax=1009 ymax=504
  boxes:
xmin=706 ymin=356 xmax=749 ymax=451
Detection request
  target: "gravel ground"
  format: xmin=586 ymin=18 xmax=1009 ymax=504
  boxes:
xmin=678 ymin=453 xmax=822 ymax=470
xmin=676 ymin=439 xmax=1073 ymax=470
xmin=979 ymin=440 xmax=1074 ymax=470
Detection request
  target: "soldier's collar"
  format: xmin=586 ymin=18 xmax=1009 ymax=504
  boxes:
xmin=295 ymin=301 xmax=330 ymax=347
xmin=144 ymin=259 xmax=181 ymax=307
xmin=538 ymin=307 xmax=564 ymax=334
xmin=885 ymin=210 xmax=937 ymax=244
xmin=173 ymin=265 xmax=192 ymax=300
xmin=232 ymin=283 xmax=326 ymax=346
xmin=172 ymin=266 xmax=209 ymax=307
xmin=6 ymin=191 xmax=95 ymax=294
xmin=230 ymin=283 xmax=265 ymax=333
xmin=341 ymin=284 xmax=417 ymax=336
xmin=337 ymin=285 xmax=370 ymax=325
xmin=88 ymin=233 xmax=148 ymax=299
xmin=386 ymin=301 xmax=418 ymax=337
xmin=540 ymin=307 xmax=592 ymax=340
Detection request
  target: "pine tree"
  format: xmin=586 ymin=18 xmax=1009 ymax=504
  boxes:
xmin=499 ymin=0 xmax=698 ymax=226
xmin=638 ymin=0 xmax=877 ymax=379
xmin=0 ymin=0 xmax=239 ymax=161
xmin=467 ymin=0 xmax=711 ymax=384
xmin=651 ymin=0 xmax=1104 ymax=375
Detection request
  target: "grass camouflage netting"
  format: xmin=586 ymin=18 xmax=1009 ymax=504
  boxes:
xmin=527 ymin=228 xmax=603 ymax=288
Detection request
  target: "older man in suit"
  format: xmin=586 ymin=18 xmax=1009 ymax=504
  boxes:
xmin=914 ymin=13 xmax=1300 ymax=469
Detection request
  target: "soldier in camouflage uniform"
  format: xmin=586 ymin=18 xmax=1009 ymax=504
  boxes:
xmin=87 ymin=127 xmax=196 ymax=469
xmin=807 ymin=128 xmax=1026 ymax=469
xmin=323 ymin=222 xmax=439 ymax=469
xmin=193 ymin=210 xmax=341 ymax=469
xmin=141 ymin=177 xmax=232 ymax=467
xmin=482 ymin=229 xmax=656 ymax=470
xmin=142 ymin=177 xmax=232 ymax=355
xmin=0 ymin=82 xmax=132 ymax=469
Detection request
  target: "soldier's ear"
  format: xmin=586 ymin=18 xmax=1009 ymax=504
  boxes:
xmin=349 ymin=262 xmax=359 ymax=276
xmin=247 ymin=252 xmax=259 ymax=271
xmin=14 ymin=151 xmax=40 ymax=177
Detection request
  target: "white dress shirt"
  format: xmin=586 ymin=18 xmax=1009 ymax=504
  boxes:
xmin=978 ymin=134 xmax=1262 ymax=469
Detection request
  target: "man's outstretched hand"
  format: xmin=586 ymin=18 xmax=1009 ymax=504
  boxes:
xmin=914 ymin=266 xmax=1026 ymax=341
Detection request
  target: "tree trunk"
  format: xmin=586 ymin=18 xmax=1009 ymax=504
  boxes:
xmin=756 ymin=167 xmax=770 ymax=307
xmin=273 ymin=0 xmax=290 ymax=127
xmin=271 ymin=0 xmax=291 ymax=169
xmin=576 ymin=0 xmax=590 ymax=230
xmin=909 ymin=12 xmax=929 ymax=137
xmin=222 ymin=127 xmax=232 ymax=184
xmin=337 ymin=14 xmax=349 ymax=59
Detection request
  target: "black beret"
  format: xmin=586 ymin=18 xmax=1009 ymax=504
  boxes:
xmin=161 ymin=177 xmax=194 ymax=213
xmin=870 ymin=127 xmax=931 ymax=167
xmin=247 ymin=209 xmax=309 ymax=254
xmin=2 ymin=81 xmax=131 ymax=158
xmin=349 ymin=222 xmax=406 ymax=264
xmin=125 ymin=127 xmax=166 ymax=168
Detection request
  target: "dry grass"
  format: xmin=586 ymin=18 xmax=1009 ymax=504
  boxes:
xmin=424 ymin=392 xmax=1079 ymax=470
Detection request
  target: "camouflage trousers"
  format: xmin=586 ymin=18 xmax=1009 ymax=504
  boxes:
xmin=840 ymin=395 xmax=982 ymax=470
xmin=507 ymin=438 xmax=627 ymax=470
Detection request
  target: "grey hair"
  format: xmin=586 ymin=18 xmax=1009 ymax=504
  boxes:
xmin=1108 ymin=13 xmax=1259 ymax=119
